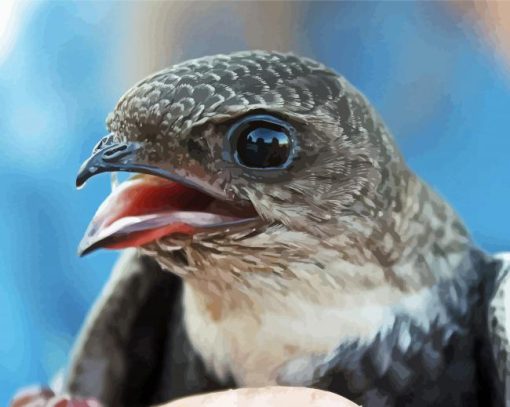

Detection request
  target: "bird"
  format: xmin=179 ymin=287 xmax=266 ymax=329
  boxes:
xmin=12 ymin=50 xmax=510 ymax=406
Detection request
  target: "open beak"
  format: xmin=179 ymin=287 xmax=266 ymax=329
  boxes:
xmin=77 ymin=140 xmax=259 ymax=256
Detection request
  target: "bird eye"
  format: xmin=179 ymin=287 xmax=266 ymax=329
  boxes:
xmin=233 ymin=116 xmax=292 ymax=169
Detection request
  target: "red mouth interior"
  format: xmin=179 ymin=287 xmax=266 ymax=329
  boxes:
xmin=79 ymin=174 xmax=258 ymax=255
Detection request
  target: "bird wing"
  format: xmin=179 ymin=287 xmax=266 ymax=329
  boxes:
xmin=62 ymin=249 xmax=226 ymax=406
xmin=64 ymin=249 xmax=179 ymax=405
xmin=487 ymin=252 xmax=510 ymax=405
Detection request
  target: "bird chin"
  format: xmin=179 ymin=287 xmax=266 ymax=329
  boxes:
xmin=78 ymin=174 xmax=260 ymax=256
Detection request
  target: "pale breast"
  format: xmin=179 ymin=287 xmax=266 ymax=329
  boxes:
xmin=182 ymin=281 xmax=395 ymax=386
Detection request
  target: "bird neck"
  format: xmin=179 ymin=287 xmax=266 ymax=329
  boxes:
xmin=361 ymin=171 xmax=472 ymax=290
xmin=149 ymin=170 xmax=472 ymax=320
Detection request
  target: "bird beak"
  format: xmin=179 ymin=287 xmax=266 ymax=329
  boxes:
xmin=76 ymin=140 xmax=258 ymax=257
xmin=76 ymin=141 xmax=143 ymax=189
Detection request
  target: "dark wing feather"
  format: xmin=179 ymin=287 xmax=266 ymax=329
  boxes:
xmin=64 ymin=250 xmax=229 ymax=406
xmin=487 ymin=253 xmax=510 ymax=405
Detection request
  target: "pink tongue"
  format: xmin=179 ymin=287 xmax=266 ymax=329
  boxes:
xmin=99 ymin=215 xmax=196 ymax=250
xmin=81 ymin=175 xmax=216 ymax=250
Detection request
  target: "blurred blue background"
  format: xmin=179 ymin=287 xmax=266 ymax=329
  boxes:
xmin=1 ymin=1 xmax=508 ymax=403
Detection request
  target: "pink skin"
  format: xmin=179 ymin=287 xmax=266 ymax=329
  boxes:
xmin=11 ymin=387 xmax=355 ymax=407
xmin=10 ymin=387 xmax=101 ymax=407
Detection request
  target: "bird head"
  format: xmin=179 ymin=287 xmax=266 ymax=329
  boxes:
xmin=77 ymin=51 xmax=463 ymax=290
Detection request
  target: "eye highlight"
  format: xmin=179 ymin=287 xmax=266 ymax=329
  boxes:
xmin=229 ymin=115 xmax=294 ymax=169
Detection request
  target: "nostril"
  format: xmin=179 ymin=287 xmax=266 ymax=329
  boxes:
xmin=93 ymin=134 xmax=115 ymax=153
xmin=102 ymin=144 xmax=129 ymax=161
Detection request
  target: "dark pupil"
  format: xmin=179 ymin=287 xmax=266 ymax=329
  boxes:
xmin=236 ymin=123 xmax=290 ymax=168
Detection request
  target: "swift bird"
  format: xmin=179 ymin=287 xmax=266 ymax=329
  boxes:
xmin=13 ymin=51 xmax=510 ymax=406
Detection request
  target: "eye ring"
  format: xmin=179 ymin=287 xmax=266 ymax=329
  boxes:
xmin=227 ymin=114 xmax=296 ymax=170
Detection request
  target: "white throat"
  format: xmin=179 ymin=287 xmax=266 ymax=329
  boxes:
xmin=180 ymin=258 xmax=456 ymax=387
